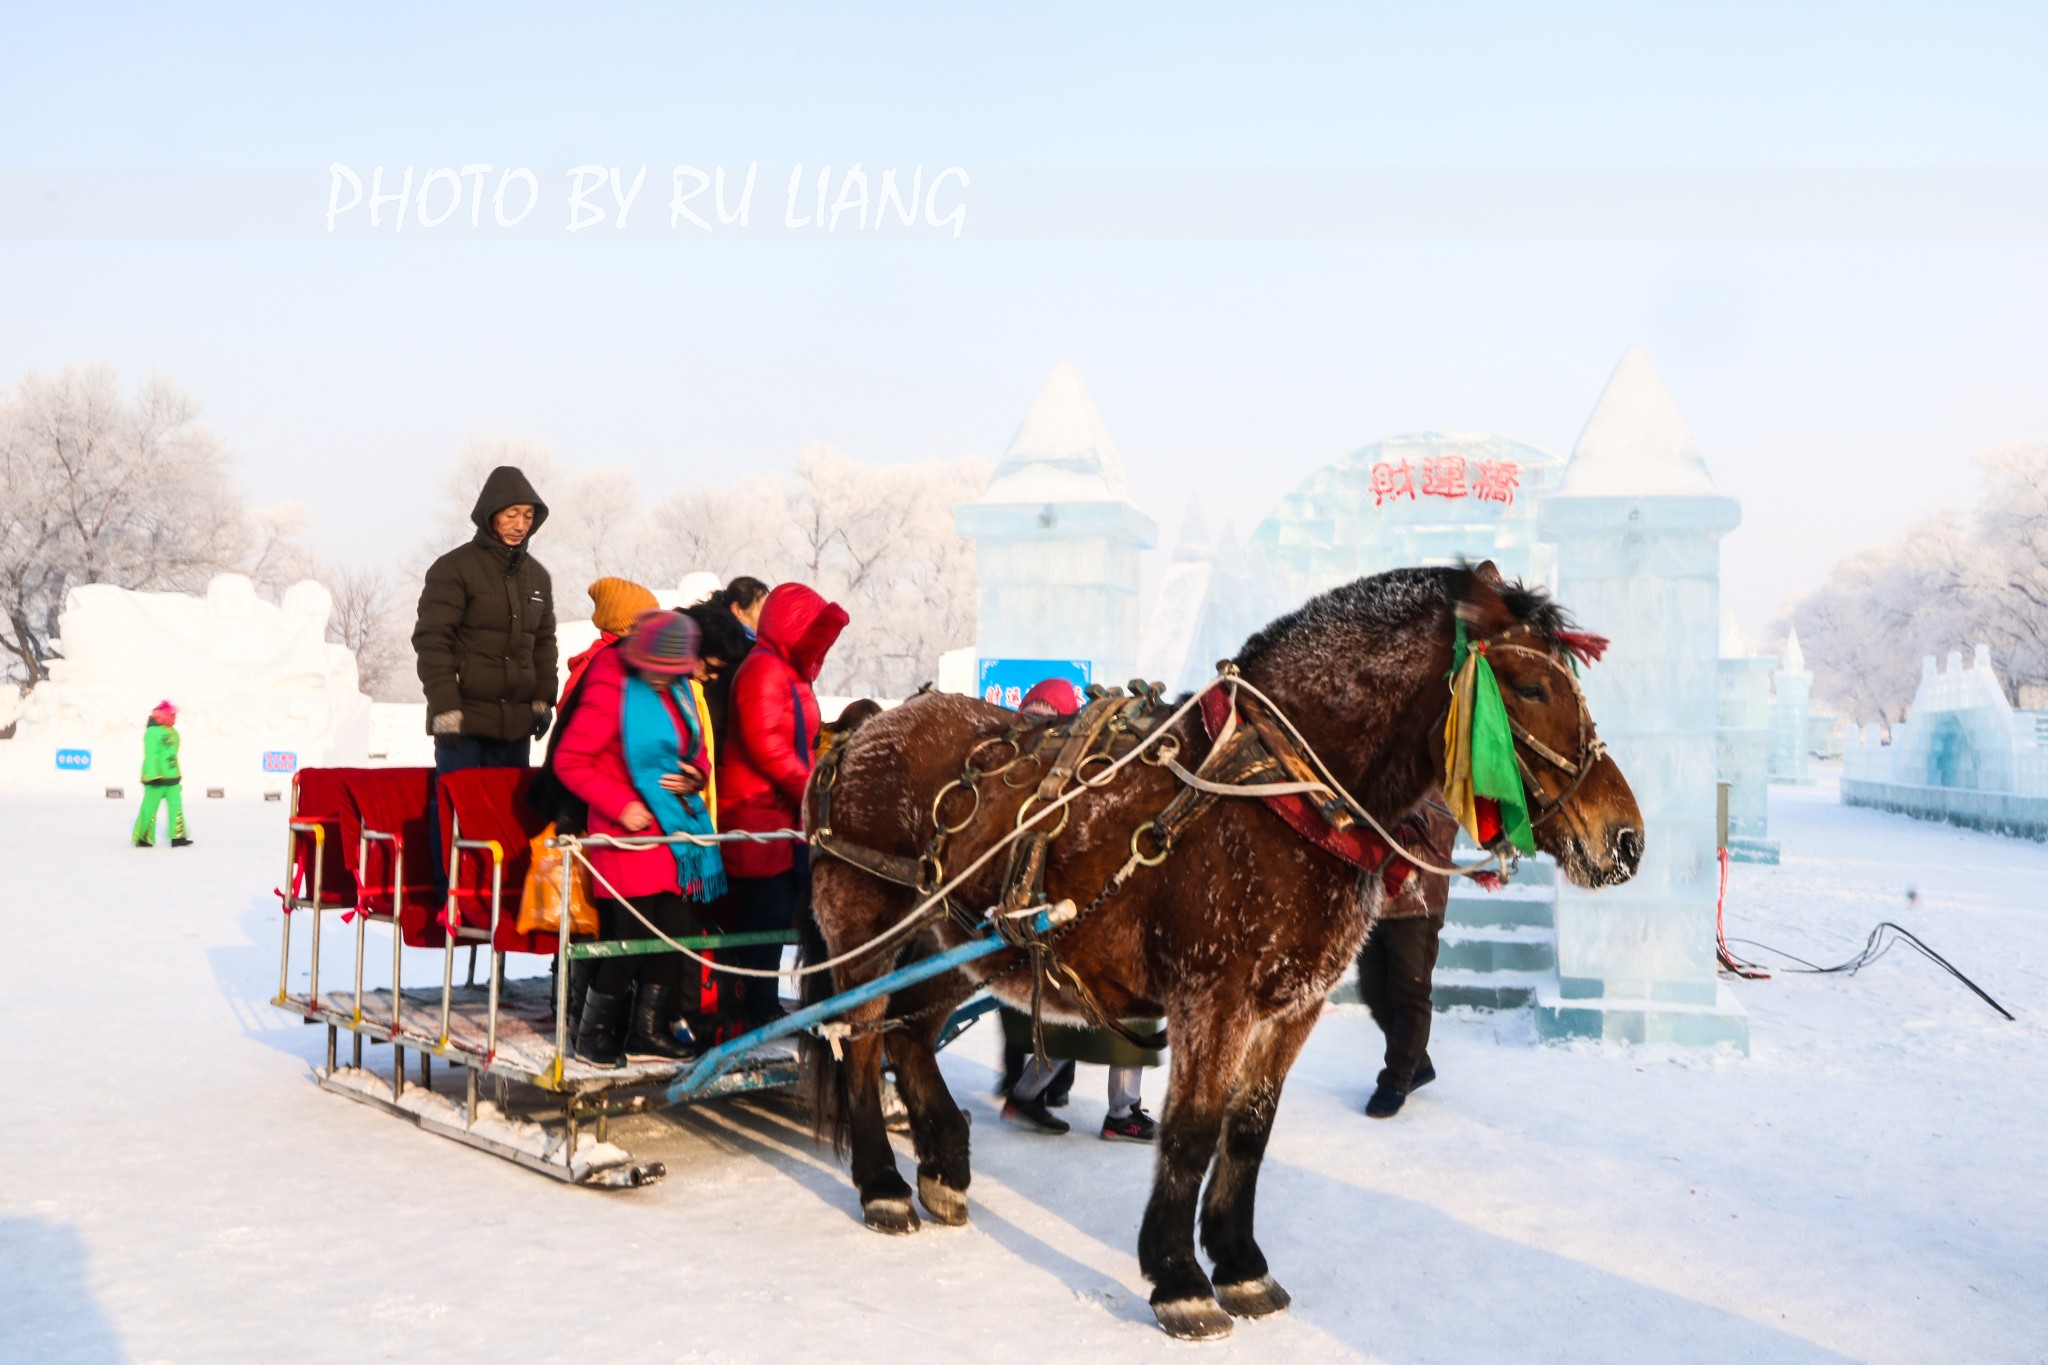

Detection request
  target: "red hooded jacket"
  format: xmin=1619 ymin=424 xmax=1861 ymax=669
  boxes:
xmin=717 ymin=583 xmax=848 ymax=879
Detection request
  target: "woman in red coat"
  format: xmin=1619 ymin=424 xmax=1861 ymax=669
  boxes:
xmin=550 ymin=611 xmax=724 ymax=1063
xmin=717 ymin=582 xmax=848 ymax=1025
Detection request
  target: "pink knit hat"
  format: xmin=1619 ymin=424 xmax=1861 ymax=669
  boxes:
xmin=150 ymin=699 xmax=177 ymax=724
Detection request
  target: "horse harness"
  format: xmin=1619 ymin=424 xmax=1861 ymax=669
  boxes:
xmin=809 ymin=671 xmax=1390 ymax=1052
xmin=1451 ymin=617 xmax=1609 ymax=834
xmin=807 ymin=621 xmax=1605 ymax=1048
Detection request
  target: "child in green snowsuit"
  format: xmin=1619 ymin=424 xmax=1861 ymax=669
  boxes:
xmin=133 ymin=700 xmax=192 ymax=848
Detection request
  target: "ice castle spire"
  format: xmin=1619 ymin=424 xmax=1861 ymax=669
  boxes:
xmin=1172 ymin=494 xmax=1214 ymax=563
xmin=1781 ymin=627 xmax=1806 ymax=674
xmin=1558 ymin=346 xmax=1718 ymax=498
xmin=980 ymin=359 xmax=1132 ymax=503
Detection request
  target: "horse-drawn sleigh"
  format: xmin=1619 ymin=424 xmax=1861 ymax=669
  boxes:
xmin=270 ymin=562 xmax=1641 ymax=1341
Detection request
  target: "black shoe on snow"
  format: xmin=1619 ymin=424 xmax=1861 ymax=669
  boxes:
xmin=1001 ymin=1091 xmax=1071 ymax=1135
xmin=1043 ymin=1058 xmax=1077 ymax=1108
xmin=624 ymin=981 xmax=696 ymax=1061
xmin=172 ymin=837 xmax=194 ymax=848
xmin=134 ymin=839 xmax=152 ymax=849
xmin=573 ymin=986 xmax=630 ymax=1066
xmin=1100 ymin=1105 xmax=1158 ymax=1143
xmin=1364 ymin=1084 xmax=1407 ymax=1119
xmin=1411 ymin=1057 xmax=1437 ymax=1089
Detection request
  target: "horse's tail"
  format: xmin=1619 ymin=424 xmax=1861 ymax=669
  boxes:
xmin=795 ymin=887 xmax=851 ymax=1155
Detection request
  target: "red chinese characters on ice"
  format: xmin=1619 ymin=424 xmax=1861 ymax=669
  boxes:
xmin=1368 ymin=455 xmax=1520 ymax=507
xmin=1370 ymin=458 xmax=1417 ymax=506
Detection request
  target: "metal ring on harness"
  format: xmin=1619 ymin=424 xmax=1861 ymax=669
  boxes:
xmin=1141 ymin=734 xmax=1182 ymax=769
xmin=1129 ymin=820 xmax=1172 ymax=867
xmin=966 ymin=734 xmax=1020 ymax=772
xmin=931 ymin=780 xmax=981 ymax=835
xmin=1075 ymin=751 xmax=1119 ymax=788
xmin=917 ymin=852 xmax=945 ymax=893
xmin=999 ymin=753 xmax=1046 ymax=789
xmin=1014 ymin=792 xmax=1071 ymax=837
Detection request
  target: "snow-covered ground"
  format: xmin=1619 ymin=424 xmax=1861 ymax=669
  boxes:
xmin=4 ymin=780 xmax=2044 ymax=1364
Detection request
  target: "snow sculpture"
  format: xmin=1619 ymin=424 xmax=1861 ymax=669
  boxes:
xmin=1135 ymin=498 xmax=1265 ymax=695
xmin=1538 ymin=347 xmax=1749 ymax=1048
xmin=1717 ymin=609 xmax=1779 ymax=863
xmin=1249 ymin=431 xmax=1564 ymax=608
xmin=1770 ymin=629 xmax=1813 ymax=784
xmin=955 ymin=361 xmax=1158 ymax=691
xmin=0 ymin=574 xmax=373 ymax=794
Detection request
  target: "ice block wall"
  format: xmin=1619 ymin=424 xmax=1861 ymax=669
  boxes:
xmin=1536 ymin=347 xmax=1748 ymax=1048
xmin=956 ymin=362 xmax=1157 ymax=688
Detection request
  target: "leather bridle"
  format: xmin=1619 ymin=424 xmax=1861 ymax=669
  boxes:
xmin=1465 ymin=621 xmax=1609 ymax=834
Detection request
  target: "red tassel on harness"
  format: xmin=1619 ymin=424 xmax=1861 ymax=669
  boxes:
xmin=1556 ymin=630 xmax=1609 ymax=665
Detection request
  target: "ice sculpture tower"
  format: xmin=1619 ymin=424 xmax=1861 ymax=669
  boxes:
xmin=1770 ymin=629 xmax=1813 ymax=783
xmin=1717 ymin=610 xmax=1780 ymax=863
xmin=955 ymin=362 xmax=1158 ymax=692
xmin=1536 ymin=347 xmax=1749 ymax=1049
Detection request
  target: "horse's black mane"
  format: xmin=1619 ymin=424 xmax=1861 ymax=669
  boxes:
xmin=1235 ymin=564 xmax=1573 ymax=669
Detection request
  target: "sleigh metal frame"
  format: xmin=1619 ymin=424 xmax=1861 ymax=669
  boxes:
xmin=270 ymin=769 xmax=1000 ymax=1189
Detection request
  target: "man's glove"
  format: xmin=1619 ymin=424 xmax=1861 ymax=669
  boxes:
xmin=431 ymin=710 xmax=464 ymax=736
xmin=531 ymin=702 xmax=554 ymax=740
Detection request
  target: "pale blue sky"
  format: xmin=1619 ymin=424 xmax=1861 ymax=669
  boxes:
xmin=4 ymin=2 xmax=2045 ymax=632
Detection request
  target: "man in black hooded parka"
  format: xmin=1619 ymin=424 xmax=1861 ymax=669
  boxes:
xmin=412 ymin=465 xmax=559 ymax=881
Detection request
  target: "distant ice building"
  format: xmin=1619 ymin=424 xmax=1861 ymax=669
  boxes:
xmin=1770 ymin=629 xmax=1814 ymax=783
xmin=955 ymin=361 xmax=1158 ymax=698
xmin=1133 ymin=498 xmax=1266 ymax=696
xmin=1250 ymin=431 xmax=1566 ymax=606
xmin=1843 ymin=644 xmax=2048 ymax=838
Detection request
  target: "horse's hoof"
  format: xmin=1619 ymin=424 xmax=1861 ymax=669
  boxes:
xmin=1215 ymin=1274 xmax=1292 ymax=1318
xmin=862 ymin=1196 xmax=922 ymax=1236
xmin=917 ymin=1172 xmax=970 ymax=1226
xmin=1151 ymin=1296 xmax=1235 ymax=1340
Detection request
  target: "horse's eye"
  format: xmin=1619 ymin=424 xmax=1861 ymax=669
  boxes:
xmin=1515 ymin=684 xmax=1547 ymax=703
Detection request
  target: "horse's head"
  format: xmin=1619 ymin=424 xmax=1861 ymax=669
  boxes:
xmin=1455 ymin=563 xmax=1643 ymax=890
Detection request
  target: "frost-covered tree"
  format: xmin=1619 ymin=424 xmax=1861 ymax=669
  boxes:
xmin=1791 ymin=443 xmax=2048 ymax=722
xmin=0 ymin=365 xmax=299 ymax=686
xmin=322 ymin=564 xmax=414 ymax=700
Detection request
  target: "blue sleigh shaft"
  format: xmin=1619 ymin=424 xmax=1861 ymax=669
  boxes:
xmin=668 ymin=906 xmax=1064 ymax=1102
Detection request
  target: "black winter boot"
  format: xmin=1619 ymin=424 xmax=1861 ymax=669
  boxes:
xmin=625 ymin=981 xmax=696 ymax=1061
xmin=564 ymin=958 xmax=595 ymax=1032
xmin=573 ymin=986 xmax=630 ymax=1066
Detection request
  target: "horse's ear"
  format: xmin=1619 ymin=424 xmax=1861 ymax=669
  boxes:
xmin=1458 ymin=560 xmax=1513 ymax=630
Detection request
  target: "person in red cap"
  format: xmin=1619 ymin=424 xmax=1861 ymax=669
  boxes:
xmin=132 ymin=700 xmax=192 ymax=848
xmin=996 ymin=675 xmax=1161 ymax=1142
xmin=549 ymin=610 xmax=724 ymax=1064
xmin=716 ymin=582 xmax=849 ymax=1027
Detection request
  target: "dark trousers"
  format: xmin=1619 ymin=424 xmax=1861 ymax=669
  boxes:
xmin=594 ymin=893 xmax=702 ymax=1002
xmin=1357 ymin=915 xmax=1441 ymax=1092
xmin=426 ymin=734 xmax=530 ymax=897
xmin=727 ymin=870 xmax=798 ymax=1021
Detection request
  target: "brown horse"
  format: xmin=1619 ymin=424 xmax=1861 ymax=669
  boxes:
xmin=800 ymin=564 xmax=1642 ymax=1340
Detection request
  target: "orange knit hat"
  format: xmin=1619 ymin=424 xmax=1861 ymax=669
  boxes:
xmin=587 ymin=577 xmax=659 ymax=635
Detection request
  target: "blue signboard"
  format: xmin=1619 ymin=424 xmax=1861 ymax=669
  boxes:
xmin=55 ymin=748 xmax=92 ymax=771
xmin=976 ymin=658 xmax=1092 ymax=710
xmin=263 ymin=750 xmax=299 ymax=774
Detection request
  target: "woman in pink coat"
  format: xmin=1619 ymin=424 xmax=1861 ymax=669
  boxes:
xmin=549 ymin=611 xmax=724 ymax=1064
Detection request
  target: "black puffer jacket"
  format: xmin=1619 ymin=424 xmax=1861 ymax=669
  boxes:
xmin=412 ymin=466 xmax=558 ymax=740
